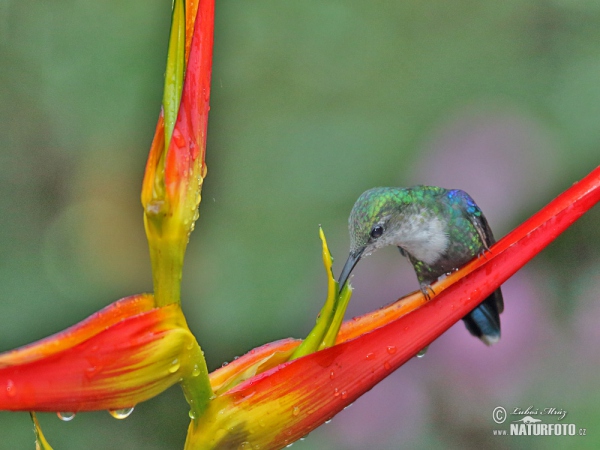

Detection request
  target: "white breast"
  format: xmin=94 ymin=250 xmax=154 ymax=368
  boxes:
xmin=392 ymin=214 xmax=449 ymax=265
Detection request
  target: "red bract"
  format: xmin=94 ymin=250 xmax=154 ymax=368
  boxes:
xmin=163 ymin=0 xmax=213 ymax=202
xmin=0 ymin=294 xmax=202 ymax=412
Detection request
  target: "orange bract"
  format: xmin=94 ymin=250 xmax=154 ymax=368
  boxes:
xmin=0 ymin=294 xmax=200 ymax=412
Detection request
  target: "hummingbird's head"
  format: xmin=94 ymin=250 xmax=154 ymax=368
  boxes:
xmin=338 ymin=187 xmax=407 ymax=291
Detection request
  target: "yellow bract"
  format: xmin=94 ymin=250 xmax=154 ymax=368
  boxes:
xmin=290 ymin=228 xmax=352 ymax=360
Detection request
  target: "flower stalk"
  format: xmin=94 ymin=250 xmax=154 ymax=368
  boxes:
xmin=141 ymin=0 xmax=212 ymax=308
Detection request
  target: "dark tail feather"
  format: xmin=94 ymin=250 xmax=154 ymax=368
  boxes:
xmin=462 ymin=288 xmax=504 ymax=346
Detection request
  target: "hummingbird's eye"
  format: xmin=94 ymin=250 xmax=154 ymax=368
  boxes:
xmin=370 ymin=225 xmax=384 ymax=239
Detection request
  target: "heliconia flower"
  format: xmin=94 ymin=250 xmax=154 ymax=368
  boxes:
xmin=0 ymin=166 xmax=594 ymax=448
xmin=183 ymin=165 xmax=600 ymax=449
xmin=140 ymin=0 xmax=214 ymax=307
xmin=0 ymin=294 xmax=211 ymax=413
xmin=2 ymin=0 xmax=598 ymax=447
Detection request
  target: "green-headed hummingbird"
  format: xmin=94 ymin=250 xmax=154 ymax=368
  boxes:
xmin=338 ymin=186 xmax=504 ymax=345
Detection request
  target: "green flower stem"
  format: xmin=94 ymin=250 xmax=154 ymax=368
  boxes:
xmin=320 ymin=284 xmax=352 ymax=350
xmin=145 ymin=219 xmax=186 ymax=306
xmin=180 ymin=338 xmax=214 ymax=422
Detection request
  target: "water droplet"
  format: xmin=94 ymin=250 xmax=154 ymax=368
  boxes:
xmin=417 ymin=347 xmax=428 ymax=358
xmin=383 ymin=361 xmax=392 ymax=371
xmin=146 ymin=200 xmax=164 ymax=216
xmin=325 ymin=418 xmax=333 ymax=424
xmin=222 ymin=361 xmax=229 ymax=367
xmin=341 ymin=391 xmax=348 ymax=400
xmin=238 ymin=441 xmax=251 ymax=450
xmin=5 ymin=379 xmax=16 ymax=398
xmin=386 ymin=345 xmax=397 ymax=354
xmin=57 ymin=412 xmax=75 ymax=422
xmin=329 ymin=370 xmax=335 ymax=380
xmin=292 ymin=406 xmax=300 ymax=416
xmin=285 ymin=444 xmax=293 ymax=449
xmin=192 ymin=365 xmax=201 ymax=377
xmin=173 ymin=130 xmax=185 ymax=147
xmin=108 ymin=407 xmax=134 ymax=419
xmin=365 ymin=352 xmax=375 ymax=360
xmin=85 ymin=364 xmax=102 ymax=380
xmin=333 ymin=388 xmax=340 ymax=397
xmin=189 ymin=409 xmax=197 ymax=420
xmin=169 ymin=358 xmax=180 ymax=373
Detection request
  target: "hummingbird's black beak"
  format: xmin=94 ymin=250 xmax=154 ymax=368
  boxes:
xmin=338 ymin=248 xmax=364 ymax=293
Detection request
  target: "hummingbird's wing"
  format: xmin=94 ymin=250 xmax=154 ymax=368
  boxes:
xmin=468 ymin=208 xmax=495 ymax=249
xmin=448 ymin=189 xmax=497 ymax=250
xmin=451 ymin=190 xmax=505 ymax=316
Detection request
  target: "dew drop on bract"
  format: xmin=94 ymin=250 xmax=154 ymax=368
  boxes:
xmin=108 ymin=407 xmax=134 ymax=419
xmin=192 ymin=364 xmax=201 ymax=377
xmin=57 ymin=412 xmax=75 ymax=422
xmin=169 ymin=358 xmax=180 ymax=373
xmin=85 ymin=364 xmax=102 ymax=380
xmin=417 ymin=346 xmax=428 ymax=358
xmin=5 ymin=379 xmax=16 ymax=398
xmin=386 ymin=345 xmax=397 ymax=354
xmin=292 ymin=406 xmax=300 ymax=416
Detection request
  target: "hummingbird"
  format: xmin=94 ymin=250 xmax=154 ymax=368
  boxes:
xmin=338 ymin=186 xmax=504 ymax=345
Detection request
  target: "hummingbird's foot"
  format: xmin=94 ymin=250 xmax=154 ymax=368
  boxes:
xmin=477 ymin=247 xmax=492 ymax=260
xmin=419 ymin=283 xmax=435 ymax=300
xmin=477 ymin=242 xmax=492 ymax=260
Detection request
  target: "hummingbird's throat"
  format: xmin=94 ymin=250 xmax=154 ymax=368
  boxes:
xmin=387 ymin=214 xmax=449 ymax=266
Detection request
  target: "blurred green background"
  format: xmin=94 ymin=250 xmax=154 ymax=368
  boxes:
xmin=1 ymin=1 xmax=599 ymax=449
